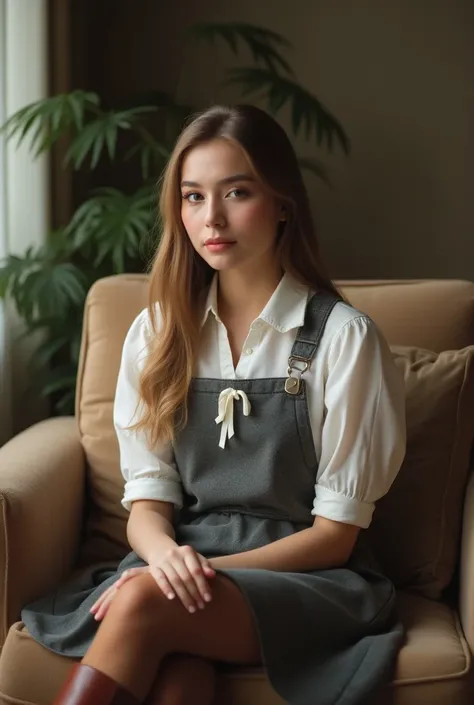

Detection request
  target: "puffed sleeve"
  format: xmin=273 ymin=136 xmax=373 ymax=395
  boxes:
xmin=113 ymin=308 xmax=183 ymax=511
xmin=311 ymin=315 xmax=406 ymax=529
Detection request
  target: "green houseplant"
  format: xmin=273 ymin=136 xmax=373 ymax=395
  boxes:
xmin=0 ymin=23 xmax=350 ymax=415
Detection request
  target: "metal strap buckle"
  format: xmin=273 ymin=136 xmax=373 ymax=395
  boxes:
xmin=285 ymin=355 xmax=311 ymax=395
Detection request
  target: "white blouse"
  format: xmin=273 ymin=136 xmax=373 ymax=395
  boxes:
xmin=113 ymin=273 xmax=406 ymax=529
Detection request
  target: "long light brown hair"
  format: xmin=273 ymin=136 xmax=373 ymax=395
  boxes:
xmin=133 ymin=104 xmax=341 ymax=447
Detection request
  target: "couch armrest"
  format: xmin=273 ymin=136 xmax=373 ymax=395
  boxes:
xmin=459 ymin=469 xmax=474 ymax=652
xmin=0 ymin=416 xmax=85 ymax=645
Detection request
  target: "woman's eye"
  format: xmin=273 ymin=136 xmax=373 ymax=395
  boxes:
xmin=182 ymin=189 xmax=248 ymax=202
xmin=182 ymin=192 xmax=203 ymax=203
xmin=228 ymin=188 xmax=248 ymax=198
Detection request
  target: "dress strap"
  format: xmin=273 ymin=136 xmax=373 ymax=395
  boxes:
xmin=285 ymin=292 xmax=341 ymax=395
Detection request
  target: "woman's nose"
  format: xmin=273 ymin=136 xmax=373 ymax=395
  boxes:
xmin=205 ymin=200 xmax=226 ymax=228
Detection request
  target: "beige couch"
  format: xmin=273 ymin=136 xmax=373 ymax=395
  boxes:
xmin=0 ymin=274 xmax=474 ymax=705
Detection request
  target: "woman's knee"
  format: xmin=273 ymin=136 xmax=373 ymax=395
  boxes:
xmin=110 ymin=572 xmax=164 ymax=626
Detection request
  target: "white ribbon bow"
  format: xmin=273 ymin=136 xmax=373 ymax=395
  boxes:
xmin=215 ymin=387 xmax=251 ymax=449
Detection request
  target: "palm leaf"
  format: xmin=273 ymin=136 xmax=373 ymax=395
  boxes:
xmin=64 ymin=106 xmax=158 ymax=170
xmin=191 ymin=22 xmax=293 ymax=75
xmin=225 ymin=68 xmax=350 ymax=154
xmin=66 ymin=187 xmax=156 ymax=270
xmin=119 ymin=90 xmax=191 ymax=144
xmin=0 ymin=249 xmax=42 ymax=313
xmin=26 ymin=262 xmax=87 ymax=320
xmin=65 ymin=199 xmax=103 ymax=248
xmin=0 ymin=91 xmax=99 ymax=157
xmin=42 ymin=228 xmax=78 ymax=260
xmin=124 ymin=141 xmax=170 ymax=179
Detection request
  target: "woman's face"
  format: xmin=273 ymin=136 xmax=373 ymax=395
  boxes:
xmin=180 ymin=138 xmax=283 ymax=274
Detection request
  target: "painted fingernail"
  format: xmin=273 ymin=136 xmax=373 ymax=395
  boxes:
xmin=167 ymin=593 xmax=174 ymax=600
xmin=204 ymin=593 xmax=212 ymax=602
xmin=198 ymin=602 xmax=205 ymax=610
xmin=188 ymin=606 xmax=196 ymax=613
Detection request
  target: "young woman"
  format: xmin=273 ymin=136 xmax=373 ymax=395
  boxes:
xmin=22 ymin=104 xmax=406 ymax=705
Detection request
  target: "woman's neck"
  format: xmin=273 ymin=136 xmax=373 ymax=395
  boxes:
xmin=217 ymin=265 xmax=284 ymax=322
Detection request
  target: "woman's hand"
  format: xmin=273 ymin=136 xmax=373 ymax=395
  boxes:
xmin=90 ymin=546 xmax=216 ymax=621
xmin=149 ymin=544 xmax=216 ymax=612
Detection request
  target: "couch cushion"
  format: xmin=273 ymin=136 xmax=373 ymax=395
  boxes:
xmin=368 ymin=346 xmax=474 ymax=599
xmin=340 ymin=279 xmax=474 ymax=352
xmin=0 ymin=592 xmax=470 ymax=705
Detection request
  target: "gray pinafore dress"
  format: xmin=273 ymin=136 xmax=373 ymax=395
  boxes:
xmin=22 ymin=292 xmax=404 ymax=705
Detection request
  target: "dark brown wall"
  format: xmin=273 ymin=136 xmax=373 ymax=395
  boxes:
xmin=70 ymin=0 xmax=474 ymax=280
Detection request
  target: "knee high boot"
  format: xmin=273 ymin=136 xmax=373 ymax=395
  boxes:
xmin=54 ymin=663 xmax=140 ymax=704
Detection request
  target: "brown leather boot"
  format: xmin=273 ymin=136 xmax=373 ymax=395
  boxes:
xmin=54 ymin=663 xmax=140 ymax=704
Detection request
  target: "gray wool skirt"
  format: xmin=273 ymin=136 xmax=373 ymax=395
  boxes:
xmin=22 ymin=512 xmax=404 ymax=705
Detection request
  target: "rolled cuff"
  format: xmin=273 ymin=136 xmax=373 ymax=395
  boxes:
xmin=311 ymin=485 xmax=375 ymax=529
xmin=122 ymin=478 xmax=183 ymax=512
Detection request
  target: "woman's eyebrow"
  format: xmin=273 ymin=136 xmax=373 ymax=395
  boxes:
xmin=180 ymin=174 xmax=255 ymax=188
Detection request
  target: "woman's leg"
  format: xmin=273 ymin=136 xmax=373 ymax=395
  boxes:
xmin=144 ymin=655 xmax=216 ymax=705
xmin=81 ymin=573 xmax=260 ymax=701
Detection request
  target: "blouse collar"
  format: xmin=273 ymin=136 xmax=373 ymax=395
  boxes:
xmin=200 ymin=272 xmax=310 ymax=333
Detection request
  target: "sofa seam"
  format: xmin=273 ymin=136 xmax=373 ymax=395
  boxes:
xmin=390 ymin=608 xmax=471 ymax=687
xmin=0 ymin=688 xmax=37 ymax=704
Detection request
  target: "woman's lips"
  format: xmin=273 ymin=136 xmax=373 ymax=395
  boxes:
xmin=205 ymin=241 xmax=236 ymax=252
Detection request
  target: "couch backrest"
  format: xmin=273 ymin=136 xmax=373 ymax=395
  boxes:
xmin=76 ymin=275 xmax=474 ymax=597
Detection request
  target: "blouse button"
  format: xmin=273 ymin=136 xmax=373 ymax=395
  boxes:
xmin=245 ymin=348 xmax=254 ymax=355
